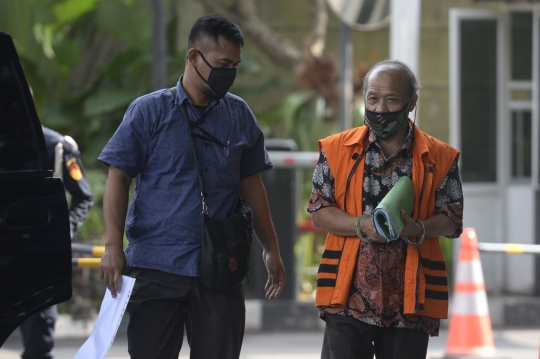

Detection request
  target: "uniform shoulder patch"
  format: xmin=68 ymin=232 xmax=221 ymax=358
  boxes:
xmin=66 ymin=157 xmax=83 ymax=181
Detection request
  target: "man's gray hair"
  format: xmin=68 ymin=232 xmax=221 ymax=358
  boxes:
xmin=362 ymin=60 xmax=421 ymax=100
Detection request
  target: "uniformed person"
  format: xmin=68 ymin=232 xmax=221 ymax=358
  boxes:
xmin=18 ymin=127 xmax=93 ymax=359
xmin=41 ymin=127 xmax=94 ymax=237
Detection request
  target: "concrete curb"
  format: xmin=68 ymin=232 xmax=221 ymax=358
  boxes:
xmin=51 ymin=300 xmax=324 ymax=339
xmin=8 ymin=296 xmax=540 ymax=339
xmin=487 ymin=295 xmax=540 ymax=327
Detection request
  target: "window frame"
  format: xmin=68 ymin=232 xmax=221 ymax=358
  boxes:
xmin=451 ymin=6 xmax=540 ymax=186
xmin=449 ymin=8 xmax=505 ymax=187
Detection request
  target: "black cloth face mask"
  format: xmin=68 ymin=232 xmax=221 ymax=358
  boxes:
xmin=194 ymin=51 xmax=236 ymax=99
xmin=364 ymin=101 xmax=409 ymax=140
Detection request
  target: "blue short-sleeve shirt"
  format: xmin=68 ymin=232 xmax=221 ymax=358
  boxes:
xmin=98 ymin=77 xmax=272 ymax=277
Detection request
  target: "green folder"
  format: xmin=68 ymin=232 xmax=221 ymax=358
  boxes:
xmin=373 ymin=176 xmax=415 ymax=241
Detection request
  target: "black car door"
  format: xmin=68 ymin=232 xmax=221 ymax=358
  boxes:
xmin=0 ymin=32 xmax=72 ymax=346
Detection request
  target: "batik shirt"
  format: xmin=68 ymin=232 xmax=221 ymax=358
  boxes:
xmin=307 ymin=124 xmax=463 ymax=336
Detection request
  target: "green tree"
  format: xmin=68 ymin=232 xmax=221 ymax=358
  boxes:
xmin=1 ymin=0 xmax=373 ymax=314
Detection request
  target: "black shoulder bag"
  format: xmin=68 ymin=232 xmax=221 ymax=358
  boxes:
xmin=175 ymin=93 xmax=254 ymax=291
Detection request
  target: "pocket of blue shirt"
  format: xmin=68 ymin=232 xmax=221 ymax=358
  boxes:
xmin=222 ymin=147 xmax=243 ymax=186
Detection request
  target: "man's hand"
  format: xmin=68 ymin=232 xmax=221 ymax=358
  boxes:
xmin=263 ymin=248 xmax=286 ymax=300
xmin=99 ymin=245 xmax=126 ymax=298
xmin=399 ymin=210 xmax=457 ymax=239
xmin=360 ymin=215 xmax=387 ymax=243
xmin=311 ymin=207 xmax=387 ymax=242
xmin=399 ymin=209 xmax=423 ymax=237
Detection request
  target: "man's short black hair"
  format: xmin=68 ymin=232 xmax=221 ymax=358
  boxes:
xmin=187 ymin=15 xmax=244 ymax=50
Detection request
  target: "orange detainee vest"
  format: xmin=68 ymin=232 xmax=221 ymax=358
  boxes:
xmin=315 ymin=122 xmax=460 ymax=319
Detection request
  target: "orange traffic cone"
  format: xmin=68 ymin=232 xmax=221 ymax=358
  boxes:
xmin=443 ymin=228 xmax=499 ymax=358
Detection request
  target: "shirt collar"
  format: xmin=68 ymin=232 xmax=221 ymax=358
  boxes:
xmin=367 ymin=122 xmax=414 ymax=156
xmin=175 ymin=75 xmax=219 ymax=108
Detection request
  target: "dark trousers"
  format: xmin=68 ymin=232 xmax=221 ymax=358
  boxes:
xmin=322 ymin=314 xmax=429 ymax=359
xmin=19 ymin=305 xmax=57 ymax=359
xmin=125 ymin=267 xmax=245 ymax=359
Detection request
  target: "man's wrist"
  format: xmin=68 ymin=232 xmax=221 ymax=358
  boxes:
xmin=356 ymin=215 xmax=373 ymax=243
xmin=104 ymin=237 xmax=124 ymax=250
xmin=261 ymin=240 xmax=280 ymax=255
xmin=414 ymin=220 xmax=426 ymax=242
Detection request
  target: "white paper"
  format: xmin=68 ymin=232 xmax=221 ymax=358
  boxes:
xmin=74 ymin=276 xmax=136 ymax=359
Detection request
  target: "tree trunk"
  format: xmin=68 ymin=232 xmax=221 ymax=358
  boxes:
xmin=68 ymin=33 xmax=121 ymax=93
xmin=196 ymin=0 xmax=338 ymax=107
xmin=307 ymin=0 xmax=328 ymax=57
xmin=198 ymin=0 xmax=303 ymax=71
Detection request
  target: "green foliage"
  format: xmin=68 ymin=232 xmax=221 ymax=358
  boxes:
xmin=256 ymin=90 xmax=340 ymax=151
xmin=233 ymin=77 xmax=280 ymax=99
xmin=83 ymin=80 xmax=145 ymax=116
xmin=294 ymin=230 xmax=326 ymax=299
xmin=440 ymin=236 xmax=454 ymax=292
xmin=95 ymin=0 xmax=151 ymax=47
xmin=54 ymin=0 xmax=100 ymax=24
xmin=0 ymin=0 xmax=183 ymax=166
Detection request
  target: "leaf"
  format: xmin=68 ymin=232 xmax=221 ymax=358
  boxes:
xmin=54 ymin=0 xmax=100 ymax=24
xmin=101 ymin=48 xmax=144 ymax=79
xmin=0 ymin=0 xmax=56 ymax=53
xmin=282 ymin=91 xmax=315 ymax=122
xmin=83 ymin=82 xmax=145 ymax=116
xmin=42 ymin=102 xmax=75 ymax=128
xmin=281 ymin=91 xmax=315 ymax=133
xmin=232 ymin=77 xmax=280 ymax=99
xmin=33 ymin=23 xmax=56 ymax=58
xmin=237 ymin=52 xmax=262 ymax=75
xmin=53 ymin=36 xmax=81 ymax=68
xmin=96 ymin=0 xmax=151 ymax=47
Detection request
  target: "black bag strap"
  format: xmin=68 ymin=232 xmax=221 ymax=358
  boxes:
xmin=171 ymin=87 xmax=208 ymax=214
xmin=183 ymin=105 xmax=208 ymax=214
xmin=190 ymin=123 xmax=226 ymax=148
xmin=170 ymin=87 xmax=226 ymax=148
xmin=343 ymin=148 xmax=366 ymax=213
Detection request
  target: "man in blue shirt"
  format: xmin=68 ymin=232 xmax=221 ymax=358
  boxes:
xmin=98 ymin=15 xmax=286 ymax=359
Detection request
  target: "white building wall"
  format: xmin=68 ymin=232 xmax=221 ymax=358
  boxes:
xmin=505 ymin=185 xmax=536 ymax=293
xmin=461 ymin=185 xmax=505 ymax=293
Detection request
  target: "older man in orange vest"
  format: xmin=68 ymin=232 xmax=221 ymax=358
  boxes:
xmin=307 ymin=60 xmax=463 ymax=359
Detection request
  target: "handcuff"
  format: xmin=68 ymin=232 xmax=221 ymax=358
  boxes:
xmin=356 ymin=215 xmax=426 ymax=247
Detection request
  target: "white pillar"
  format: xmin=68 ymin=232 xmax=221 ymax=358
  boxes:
xmin=339 ymin=22 xmax=353 ymax=131
xmin=390 ymin=0 xmax=421 ymax=75
xmin=390 ymin=0 xmax=421 ymax=122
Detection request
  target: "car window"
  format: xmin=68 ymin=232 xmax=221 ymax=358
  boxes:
xmin=0 ymin=58 xmax=42 ymax=172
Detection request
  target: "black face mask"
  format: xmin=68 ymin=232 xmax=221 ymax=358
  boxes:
xmin=194 ymin=51 xmax=236 ymax=99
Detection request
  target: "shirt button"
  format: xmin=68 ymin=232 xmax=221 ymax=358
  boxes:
xmin=205 ymin=168 xmax=209 ymax=172
xmin=204 ymin=143 xmax=209 ymax=147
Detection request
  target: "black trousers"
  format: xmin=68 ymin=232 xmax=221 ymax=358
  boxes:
xmin=19 ymin=305 xmax=57 ymax=359
xmin=322 ymin=314 xmax=430 ymax=359
xmin=125 ymin=267 xmax=245 ymax=359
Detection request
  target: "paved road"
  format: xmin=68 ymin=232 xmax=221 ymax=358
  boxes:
xmin=2 ymin=328 xmax=539 ymax=358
